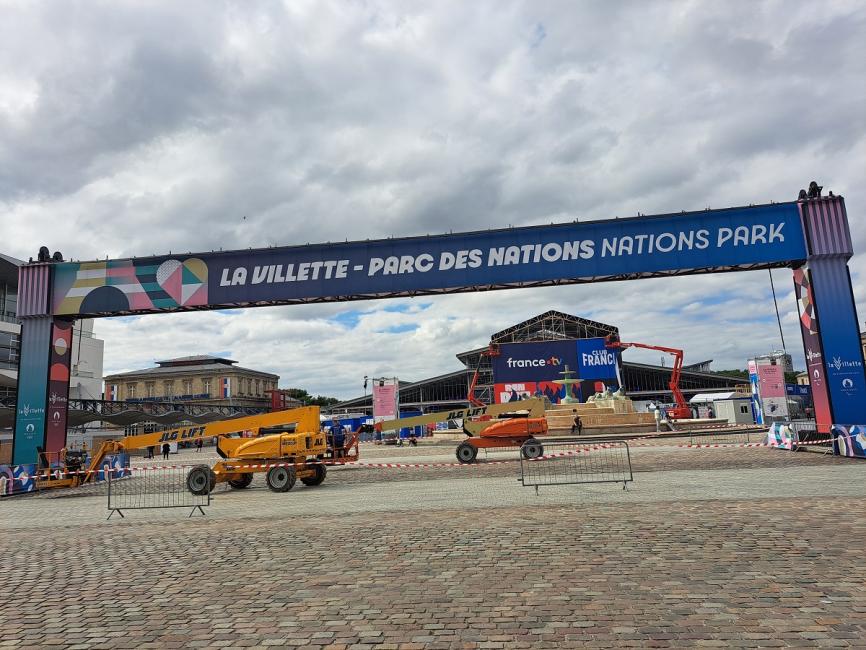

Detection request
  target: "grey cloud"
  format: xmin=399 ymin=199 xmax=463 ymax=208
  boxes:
xmin=4 ymin=0 xmax=865 ymax=397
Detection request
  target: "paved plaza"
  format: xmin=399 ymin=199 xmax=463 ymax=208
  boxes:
xmin=1 ymin=441 xmax=865 ymax=648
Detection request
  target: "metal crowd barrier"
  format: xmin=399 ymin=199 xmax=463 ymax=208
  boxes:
xmin=785 ymin=420 xmax=828 ymax=449
xmin=519 ymin=438 xmax=633 ymax=494
xmin=107 ymin=465 xmax=211 ymax=519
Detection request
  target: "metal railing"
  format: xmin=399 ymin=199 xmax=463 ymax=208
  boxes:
xmin=107 ymin=465 xmax=211 ymax=519
xmin=519 ymin=438 xmax=633 ymax=494
xmin=688 ymin=427 xmax=758 ymax=446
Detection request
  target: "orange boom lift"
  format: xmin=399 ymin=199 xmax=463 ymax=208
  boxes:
xmin=604 ymin=334 xmax=692 ymax=420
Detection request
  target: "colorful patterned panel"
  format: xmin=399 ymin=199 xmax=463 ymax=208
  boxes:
xmin=799 ymin=196 xmax=853 ymax=257
xmin=16 ymin=264 xmax=52 ymax=317
xmin=831 ymin=425 xmax=866 ymax=459
xmin=46 ymin=320 xmax=73 ymax=454
xmin=53 ymin=258 xmax=208 ymax=315
xmin=764 ymin=422 xmax=797 ymax=450
xmin=793 ymin=267 xmax=832 ymax=433
xmin=93 ymin=453 xmax=131 ymax=482
xmin=0 ymin=464 xmax=37 ymax=495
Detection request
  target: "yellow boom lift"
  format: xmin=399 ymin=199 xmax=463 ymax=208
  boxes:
xmin=38 ymin=406 xmax=343 ymax=494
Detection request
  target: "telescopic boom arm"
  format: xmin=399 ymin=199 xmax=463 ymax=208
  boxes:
xmin=605 ymin=336 xmax=692 ymax=419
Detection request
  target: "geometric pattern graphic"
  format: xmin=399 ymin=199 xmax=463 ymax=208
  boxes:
xmin=792 ymin=266 xmax=832 ymax=433
xmin=831 ymin=424 xmax=866 ymax=459
xmin=53 ymin=257 xmax=208 ymax=315
xmin=794 ymin=268 xmax=817 ymax=334
xmin=0 ymin=463 xmax=37 ymax=495
xmin=764 ymin=422 xmax=796 ymax=450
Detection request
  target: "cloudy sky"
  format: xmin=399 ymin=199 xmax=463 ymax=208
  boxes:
xmin=3 ymin=0 xmax=865 ymax=399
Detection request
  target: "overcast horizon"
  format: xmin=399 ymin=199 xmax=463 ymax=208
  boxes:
xmin=3 ymin=0 xmax=865 ymax=400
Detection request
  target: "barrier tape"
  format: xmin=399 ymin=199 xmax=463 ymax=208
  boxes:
xmin=0 ymin=434 xmax=840 ymax=485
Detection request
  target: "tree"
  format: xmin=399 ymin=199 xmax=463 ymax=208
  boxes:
xmin=283 ymin=388 xmax=340 ymax=407
xmin=715 ymin=369 xmax=749 ymax=380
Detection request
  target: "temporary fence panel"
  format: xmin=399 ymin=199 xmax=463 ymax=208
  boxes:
xmin=765 ymin=420 xmax=831 ymax=452
xmin=519 ymin=438 xmax=633 ymax=493
xmin=0 ymin=463 xmax=38 ymax=496
xmin=785 ymin=420 xmax=827 ymax=447
xmin=107 ymin=465 xmax=211 ymax=519
xmin=689 ymin=428 xmax=758 ymax=446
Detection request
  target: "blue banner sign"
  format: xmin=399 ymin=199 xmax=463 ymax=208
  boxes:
xmin=577 ymin=338 xmax=619 ymax=380
xmin=785 ymin=384 xmax=811 ymax=397
xmin=808 ymin=258 xmax=866 ymax=424
xmin=51 ymin=202 xmax=807 ymax=316
xmin=492 ymin=341 xmax=578 ymax=383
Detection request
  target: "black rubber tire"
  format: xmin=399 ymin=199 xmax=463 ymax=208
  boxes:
xmin=187 ymin=465 xmax=215 ymax=495
xmin=266 ymin=466 xmax=296 ymax=492
xmin=455 ymin=442 xmax=478 ymax=464
xmin=228 ymin=473 xmax=253 ymax=489
xmin=300 ymin=464 xmax=326 ymax=486
xmin=521 ymin=439 xmax=544 ymax=459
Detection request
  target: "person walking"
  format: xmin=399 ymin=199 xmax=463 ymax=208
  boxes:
xmin=161 ymin=442 xmax=170 ymax=460
xmin=195 ymin=438 xmax=203 ymax=453
xmin=146 ymin=445 xmax=154 ymax=459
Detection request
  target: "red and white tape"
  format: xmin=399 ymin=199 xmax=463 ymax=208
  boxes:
xmin=0 ymin=433 xmax=840 ymax=487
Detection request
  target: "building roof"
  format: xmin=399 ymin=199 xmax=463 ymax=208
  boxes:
xmin=0 ymin=253 xmax=23 ymax=287
xmin=683 ymin=359 xmax=714 ymax=371
xmin=689 ymin=392 xmax=748 ymax=403
xmin=105 ymin=362 xmax=278 ymax=380
xmin=490 ymin=310 xmax=617 ymax=344
xmin=155 ymin=355 xmax=238 ymax=367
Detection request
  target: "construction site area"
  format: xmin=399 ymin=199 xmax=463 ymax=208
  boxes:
xmin=3 ymin=193 xmax=865 ymax=647
xmin=2 ymin=434 xmax=865 ymax=648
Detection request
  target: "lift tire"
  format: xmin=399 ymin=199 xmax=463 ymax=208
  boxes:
xmin=266 ymin=466 xmax=296 ymax=492
xmin=456 ymin=442 xmax=478 ymax=464
xmin=521 ymin=439 xmax=544 ymax=460
xmin=228 ymin=473 xmax=253 ymax=489
xmin=187 ymin=465 xmax=216 ymax=495
xmin=300 ymin=464 xmax=326 ymax=486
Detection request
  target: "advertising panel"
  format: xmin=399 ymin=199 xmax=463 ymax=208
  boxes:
xmin=757 ymin=364 xmax=785 ymax=397
xmin=372 ymin=381 xmax=399 ymax=421
xmin=793 ymin=267 xmax=832 ymax=431
xmin=491 ymin=341 xmax=577 ymax=383
xmin=492 ymin=339 xmax=619 ymax=404
xmin=495 ymin=382 xmax=537 ymax=403
xmin=45 ymin=320 xmax=73 ymax=454
xmin=785 ymin=384 xmax=811 ymax=397
xmin=50 ymin=203 xmax=807 ymax=317
xmin=576 ymin=338 xmax=619 ymax=380
xmin=757 ymin=363 xmax=788 ymax=420
xmin=807 ymin=258 xmax=866 ymax=425
xmin=12 ymin=318 xmax=52 ymax=465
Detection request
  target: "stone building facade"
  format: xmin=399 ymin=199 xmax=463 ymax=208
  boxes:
xmin=103 ymin=355 xmax=279 ymax=409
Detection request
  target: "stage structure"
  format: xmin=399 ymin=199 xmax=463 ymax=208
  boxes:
xmin=12 ymin=192 xmax=866 ymax=463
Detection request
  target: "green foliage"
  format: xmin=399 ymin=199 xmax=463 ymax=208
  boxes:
xmin=714 ymin=369 xmax=801 ymax=385
xmin=283 ymin=388 xmax=340 ymax=407
xmin=715 ymin=369 xmax=749 ymax=380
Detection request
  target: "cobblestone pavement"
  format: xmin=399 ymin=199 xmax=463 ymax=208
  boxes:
xmin=1 ymin=445 xmax=864 ymax=648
